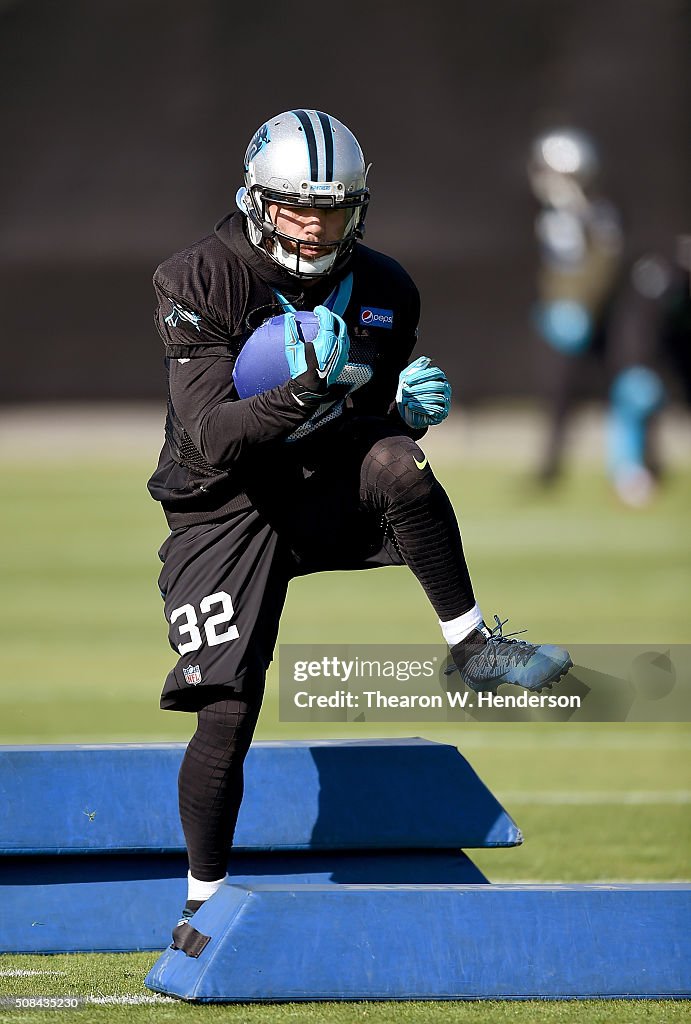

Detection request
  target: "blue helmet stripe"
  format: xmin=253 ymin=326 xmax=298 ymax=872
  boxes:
xmin=292 ymin=109 xmax=319 ymax=180
xmin=316 ymin=111 xmax=334 ymax=181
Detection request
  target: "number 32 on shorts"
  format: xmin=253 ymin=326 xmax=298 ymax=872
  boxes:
xmin=170 ymin=591 xmax=239 ymax=654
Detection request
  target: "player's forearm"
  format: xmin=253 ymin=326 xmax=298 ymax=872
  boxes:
xmin=168 ymin=353 xmax=323 ymax=469
xmin=352 ymin=357 xmax=428 ymax=439
xmin=196 ymin=384 xmax=322 ymax=467
xmin=385 ymin=402 xmax=428 ymax=440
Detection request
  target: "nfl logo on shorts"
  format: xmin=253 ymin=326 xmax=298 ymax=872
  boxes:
xmin=183 ymin=664 xmax=202 ymax=686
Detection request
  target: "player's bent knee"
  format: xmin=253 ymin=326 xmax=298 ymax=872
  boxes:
xmin=611 ymin=365 xmax=665 ymax=419
xmin=361 ymin=434 xmax=435 ymax=508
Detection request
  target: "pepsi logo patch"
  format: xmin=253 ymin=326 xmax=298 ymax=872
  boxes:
xmin=360 ymin=306 xmax=394 ymax=329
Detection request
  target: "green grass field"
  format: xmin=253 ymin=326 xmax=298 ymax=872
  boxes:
xmin=1 ymin=427 xmax=689 ymax=1023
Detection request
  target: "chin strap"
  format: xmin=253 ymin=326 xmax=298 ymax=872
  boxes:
xmin=272 ymin=236 xmax=337 ymax=276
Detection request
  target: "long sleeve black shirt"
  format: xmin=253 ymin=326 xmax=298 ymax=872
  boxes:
xmin=148 ymin=212 xmax=421 ymax=528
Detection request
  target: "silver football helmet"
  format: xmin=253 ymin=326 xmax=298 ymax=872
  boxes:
xmin=528 ymin=127 xmax=600 ymax=208
xmin=236 ymin=110 xmax=370 ymax=278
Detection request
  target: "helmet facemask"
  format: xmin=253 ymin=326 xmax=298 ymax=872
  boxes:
xmin=239 ymin=184 xmax=368 ymax=278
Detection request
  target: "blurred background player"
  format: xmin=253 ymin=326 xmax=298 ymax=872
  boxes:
xmin=528 ymin=128 xmax=691 ymax=506
xmin=528 ymin=126 xmax=625 ymax=489
xmin=603 ymin=235 xmax=691 ymax=504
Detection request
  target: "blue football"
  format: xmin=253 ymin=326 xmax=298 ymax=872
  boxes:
xmin=233 ymin=311 xmax=320 ymax=398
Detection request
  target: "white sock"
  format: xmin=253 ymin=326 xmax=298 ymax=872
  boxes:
xmin=439 ymin=604 xmax=484 ymax=646
xmin=187 ymin=871 xmax=227 ymax=903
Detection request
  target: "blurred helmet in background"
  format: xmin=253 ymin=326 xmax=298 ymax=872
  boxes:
xmin=236 ymin=109 xmax=370 ymax=278
xmin=528 ymin=127 xmax=600 ymax=208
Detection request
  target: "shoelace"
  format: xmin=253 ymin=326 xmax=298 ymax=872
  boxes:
xmin=487 ymin=614 xmax=530 ymax=641
xmin=445 ymin=615 xmax=539 ymax=676
xmin=479 ymin=615 xmax=539 ymax=668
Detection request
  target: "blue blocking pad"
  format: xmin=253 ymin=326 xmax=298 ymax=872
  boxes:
xmin=145 ymin=882 xmax=691 ymax=1002
xmin=0 ymin=738 xmax=513 ymax=954
xmin=0 ymin=739 xmax=521 ymax=854
xmin=0 ymin=851 xmax=487 ymax=954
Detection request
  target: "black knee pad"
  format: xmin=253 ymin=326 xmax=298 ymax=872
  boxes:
xmin=193 ymin=698 xmax=260 ymax=759
xmin=360 ymin=434 xmax=435 ymax=513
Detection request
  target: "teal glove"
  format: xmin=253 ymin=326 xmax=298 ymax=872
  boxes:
xmin=284 ymin=305 xmax=350 ymax=393
xmin=396 ymin=356 xmax=451 ymax=429
xmin=534 ymin=300 xmax=592 ymax=354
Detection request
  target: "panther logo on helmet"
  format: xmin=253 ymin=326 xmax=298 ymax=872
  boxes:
xmin=244 ymin=124 xmax=270 ymax=171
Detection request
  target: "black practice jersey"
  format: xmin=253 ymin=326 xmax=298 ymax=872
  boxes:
xmin=147 ymin=212 xmax=421 ymax=528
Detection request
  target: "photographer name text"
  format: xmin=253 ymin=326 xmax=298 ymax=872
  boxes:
xmin=292 ymin=689 xmax=581 ymax=710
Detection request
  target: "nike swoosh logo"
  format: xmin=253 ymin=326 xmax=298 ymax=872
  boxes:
xmin=413 ymin=455 xmax=428 ymax=470
xmin=316 ymin=344 xmax=341 ymax=380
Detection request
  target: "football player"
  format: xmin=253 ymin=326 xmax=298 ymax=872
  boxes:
xmin=527 ymin=127 xmax=689 ymax=506
xmin=148 ymin=110 xmax=572 ymax=939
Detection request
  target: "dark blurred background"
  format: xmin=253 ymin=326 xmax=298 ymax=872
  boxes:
xmin=0 ymin=0 xmax=688 ymax=404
